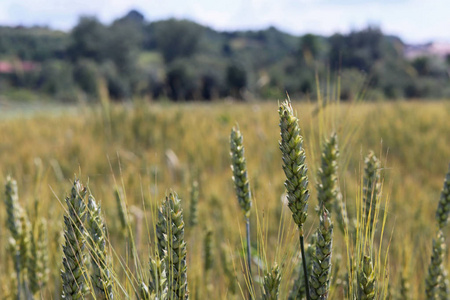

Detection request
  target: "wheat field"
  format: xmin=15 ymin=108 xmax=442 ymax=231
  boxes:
xmin=0 ymin=99 xmax=449 ymax=299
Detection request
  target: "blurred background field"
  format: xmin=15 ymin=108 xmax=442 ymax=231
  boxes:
xmin=0 ymin=99 xmax=449 ymax=298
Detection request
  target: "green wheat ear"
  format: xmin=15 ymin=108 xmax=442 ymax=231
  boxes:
xmin=148 ymin=256 xmax=167 ymax=299
xmin=220 ymin=243 xmax=237 ymax=295
xmin=87 ymin=194 xmax=113 ymax=300
xmin=203 ymin=228 xmax=213 ymax=274
xmin=310 ymin=208 xmax=333 ymax=300
xmin=189 ymin=180 xmax=199 ymax=227
xmin=358 ymin=255 xmax=376 ymax=300
xmin=317 ymin=132 xmax=348 ymax=234
xmin=436 ymin=164 xmax=450 ymax=229
xmin=156 ymin=199 xmax=167 ymax=261
xmin=29 ymin=218 xmax=49 ymax=295
xmin=4 ymin=176 xmax=34 ymax=299
xmin=363 ymin=151 xmax=381 ymax=225
xmin=139 ymin=282 xmax=151 ymax=300
xmin=279 ymin=99 xmax=312 ymax=300
xmin=230 ymin=126 xmax=252 ymax=217
xmin=317 ymin=133 xmax=340 ymax=213
xmin=61 ymin=179 xmax=89 ymax=299
xmin=279 ymin=99 xmax=309 ymax=231
xmin=398 ymin=266 xmax=410 ymax=299
xmin=439 ymin=268 xmax=450 ymax=300
xmin=263 ymin=263 xmax=282 ymax=300
xmin=230 ymin=124 xmax=254 ymax=296
xmin=18 ymin=210 xmax=31 ymax=273
xmin=4 ymin=176 xmax=22 ymax=240
xmin=160 ymin=193 xmax=189 ymax=300
xmin=114 ymin=186 xmax=129 ymax=235
xmin=425 ymin=230 xmax=445 ymax=299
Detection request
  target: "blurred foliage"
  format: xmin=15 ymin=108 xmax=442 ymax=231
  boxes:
xmin=0 ymin=11 xmax=449 ymax=102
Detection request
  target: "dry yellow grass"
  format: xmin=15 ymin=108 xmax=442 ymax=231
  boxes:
xmin=0 ymin=100 xmax=449 ymax=299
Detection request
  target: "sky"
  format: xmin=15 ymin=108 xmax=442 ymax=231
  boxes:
xmin=0 ymin=0 xmax=449 ymax=44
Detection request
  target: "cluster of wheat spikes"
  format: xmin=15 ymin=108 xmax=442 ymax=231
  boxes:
xmin=230 ymin=99 xmax=395 ymax=300
xmin=3 ymin=99 xmax=450 ymax=300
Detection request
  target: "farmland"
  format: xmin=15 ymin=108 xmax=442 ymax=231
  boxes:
xmin=0 ymin=99 xmax=449 ymax=299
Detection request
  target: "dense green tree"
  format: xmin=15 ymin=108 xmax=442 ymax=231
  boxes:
xmin=73 ymin=59 xmax=100 ymax=97
xmin=0 ymin=26 xmax=67 ymax=61
xmin=329 ymin=26 xmax=383 ymax=71
xmin=1 ymin=13 xmax=449 ymax=101
xmin=165 ymin=59 xmax=199 ymax=100
xmin=154 ymin=19 xmax=203 ymax=63
xmin=226 ymin=63 xmax=247 ymax=99
xmin=68 ymin=17 xmax=108 ymax=62
xmin=300 ymin=34 xmax=320 ymax=61
xmin=412 ymin=56 xmax=431 ymax=76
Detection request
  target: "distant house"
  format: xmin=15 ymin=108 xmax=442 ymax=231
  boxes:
xmin=404 ymin=42 xmax=450 ymax=59
xmin=0 ymin=61 xmax=39 ymax=74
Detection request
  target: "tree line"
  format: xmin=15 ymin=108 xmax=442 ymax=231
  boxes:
xmin=0 ymin=9 xmax=449 ymax=102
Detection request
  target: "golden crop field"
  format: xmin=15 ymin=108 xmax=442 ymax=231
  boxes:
xmin=0 ymin=99 xmax=449 ymax=299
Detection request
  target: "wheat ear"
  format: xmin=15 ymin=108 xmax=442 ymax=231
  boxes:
xmin=61 ymin=179 xmax=89 ymax=299
xmin=317 ymin=133 xmax=340 ymax=213
xmin=436 ymin=164 xmax=450 ymax=229
xmin=160 ymin=193 xmax=189 ymax=299
xmin=203 ymin=228 xmax=213 ymax=274
xmin=439 ymin=268 xmax=450 ymax=300
xmin=363 ymin=151 xmax=381 ymax=226
xmin=4 ymin=176 xmax=22 ymax=240
xmin=29 ymin=218 xmax=49 ymax=294
xmin=279 ymin=99 xmax=311 ymax=300
xmin=230 ymin=125 xmax=253 ymax=296
xmin=148 ymin=256 xmax=167 ymax=299
xmin=87 ymin=195 xmax=113 ymax=299
xmin=358 ymin=255 xmax=376 ymax=300
xmin=263 ymin=263 xmax=282 ymax=300
xmin=189 ymin=180 xmax=199 ymax=227
xmin=425 ymin=230 xmax=445 ymax=299
xmin=310 ymin=209 xmax=333 ymax=300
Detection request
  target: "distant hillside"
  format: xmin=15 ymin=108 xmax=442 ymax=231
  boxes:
xmin=0 ymin=10 xmax=449 ymax=102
